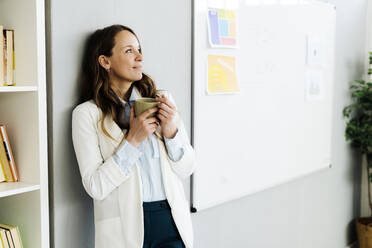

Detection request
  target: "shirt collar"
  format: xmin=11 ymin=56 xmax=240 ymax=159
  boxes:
xmin=120 ymin=87 xmax=142 ymax=105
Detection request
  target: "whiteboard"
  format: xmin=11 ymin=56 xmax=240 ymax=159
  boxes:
xmin=191 ymin=0 xmax=336 ymax=211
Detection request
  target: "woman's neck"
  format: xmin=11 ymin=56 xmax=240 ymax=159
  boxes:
xmin=110 ymin=79 xmax=132 ymax=99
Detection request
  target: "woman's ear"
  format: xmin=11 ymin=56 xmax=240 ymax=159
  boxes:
xmin=98 ymin=55 xmax=111 ymax=71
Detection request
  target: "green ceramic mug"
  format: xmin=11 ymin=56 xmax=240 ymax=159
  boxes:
xmin=134 ymin=97 xmax=158 ymax=118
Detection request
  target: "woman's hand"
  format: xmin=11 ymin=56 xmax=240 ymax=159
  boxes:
xmin=156 ymin=95 xmax=178 ymax=139
xmin=126 ymin=105 xmax=159 ymax=147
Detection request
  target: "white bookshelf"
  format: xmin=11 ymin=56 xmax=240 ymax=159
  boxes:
xmin=0 ymin=182 xmax=40 ymax=198
xmin=0 ymin=0 xmax=49 ymax=247
xmin=0 ymin=86 xmax=38 ymax=92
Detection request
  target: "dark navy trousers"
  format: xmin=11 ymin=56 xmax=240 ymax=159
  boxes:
xmin=142 ymin=200 xmax=185 ymax=248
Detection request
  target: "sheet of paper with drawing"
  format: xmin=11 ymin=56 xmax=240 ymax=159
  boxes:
xmin=207 ymin=54 xmax=239 ymax=94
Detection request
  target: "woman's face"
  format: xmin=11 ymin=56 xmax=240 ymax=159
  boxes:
xmin=108 ymin=30 xmax=143 ymax=83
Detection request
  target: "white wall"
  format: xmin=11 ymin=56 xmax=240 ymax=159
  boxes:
xmin=46 ymin=0 xmax=366 ymax=247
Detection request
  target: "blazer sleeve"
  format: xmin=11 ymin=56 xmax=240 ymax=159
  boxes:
xmin=72 ymin=104 xmax=131 ymax=201
xmin=166 ymin=93 xmax=197 ymax=179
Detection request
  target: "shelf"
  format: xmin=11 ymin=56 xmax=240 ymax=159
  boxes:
xmin=0 ymin=182 xmax=40 ymax=198
xmin=0 ymin=86 xmax=38 ymax=93
xmin=0 ymin=0 xmax=49 ymax=246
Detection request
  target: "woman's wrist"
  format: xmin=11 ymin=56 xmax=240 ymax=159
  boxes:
xmin=163 ymin=127 xmax=178 ymax=139
xmin=126 ymin=132 xmax=140 ymax=147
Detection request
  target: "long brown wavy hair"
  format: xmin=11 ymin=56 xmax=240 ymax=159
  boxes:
xmin=80 ymin=24 xmax=158 ymax=141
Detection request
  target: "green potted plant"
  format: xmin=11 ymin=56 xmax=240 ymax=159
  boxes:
xmin=343 ymin=52 xmax=372 ymax=248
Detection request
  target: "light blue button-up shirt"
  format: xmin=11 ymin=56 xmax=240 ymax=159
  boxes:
xmin=113 ymin=89 xmax=185 ymax=202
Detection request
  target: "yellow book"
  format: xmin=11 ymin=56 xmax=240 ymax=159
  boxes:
xmin=0 ymin=224 xmax=23 ymax=248
xmin=0 ymin=229 xmax=8 ymax=248
xmin=0 ymin=125 xmax=18 ymax=182
xmin=4 ymin=30 xmax=14 ymax=86
xmin=0 ymin=229 xmax=4 ymax=248
xmin=0 ymin=25 xmax=3 ymax=86
xmin=2 ymin=30 xmax=8 ymax=87
xmin=10 ymin=30 xmax=15 ymax=86
xmin=0 ymin=156 xmax=6 ymax=182
xmin=2 ymin=230 xmax=12 ymax=248
xmin=0 ymin=138 xmax=13 ymax=182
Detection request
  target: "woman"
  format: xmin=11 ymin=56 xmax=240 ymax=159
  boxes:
xmin=72 ymin=24 xmax=196 ymax=248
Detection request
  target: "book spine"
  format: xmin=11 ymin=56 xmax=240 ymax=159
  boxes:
xmin=0 ymin=225 xmax=19 ymax=248
xmin=0 ymin=156 xmax=6 ymax=182
xmin=5 ymin=30 xmax=12 ymax=86
xmin=0 ymin=25 xmax=3 ymax=86
xmin=2 ymin=30 xmax=7 ymax=86
xmin=0 ymin=230 xmax=4 ymax=248
xmin=0 ymin=138 xmax=13 ymax=182
xmin=1 ymin=140 xmax=14 ymax=182
xmin=8 ymin=30 xmax=15 ymax=86
xmin=8 ymin=229 xmax=20 ymax=248
xmin=0 ymin=229 xmax=13 ymax=248
xmin=0 ymin=126 xmax=18 ymax=182
xmin=6 ymin=231 xmax=13 ymax=248
xmin=2 ymin=230 xmax=10 ymax=248
xmin=10 ymin=30 xmax=14 ymax=86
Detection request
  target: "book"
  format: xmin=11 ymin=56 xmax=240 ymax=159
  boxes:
xmin=0 ymin=154 xmax=6 ymax=182
xmin=0 ymin=125 xmax=18 ymax=182
xmin=3 ymin=30 xmax=14 ymax=86
xmin=9 ymin=30 xmax=15 ymax=86
xmin=1 ymin=230 xmax=13 ymax=248
xmin=0 ymin=25 xmax=3 ymax=86
xmin=0 ymin=229 xmax=5 ymax=248
xmin=0 ymin=229 xmax=9 ymax=248
xmin=0 ymin=137 xmax=13 ymax=182
xmin=0 ymin=224 xmax=23 ymax=248
xmin=2 ymin=30 xmax=8 ymax=86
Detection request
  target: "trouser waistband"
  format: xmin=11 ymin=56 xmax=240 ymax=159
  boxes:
xmin=142 ymin=199 xmax=170 ymax=211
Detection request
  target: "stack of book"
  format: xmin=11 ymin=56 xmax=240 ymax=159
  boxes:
xmin=0 ymin=25 xmax=15 ymax=86
xmin=0 ymin=223 xmax=23 ymax=248
xmin=0 ymin=125 xmax=18 ymax=182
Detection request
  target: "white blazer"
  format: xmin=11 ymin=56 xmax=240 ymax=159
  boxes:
xmin=72 ymin=93 xmax=196 ymax=248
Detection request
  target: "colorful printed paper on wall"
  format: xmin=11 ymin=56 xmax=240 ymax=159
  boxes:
xmin=207 ymin=54 xmax=239 ymax=94
xmin=207 ymin=8 xmax=237 ymax=48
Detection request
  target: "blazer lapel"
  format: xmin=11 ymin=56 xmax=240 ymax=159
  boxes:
xmin=102 ymin=115 xmax=124 ymax=147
